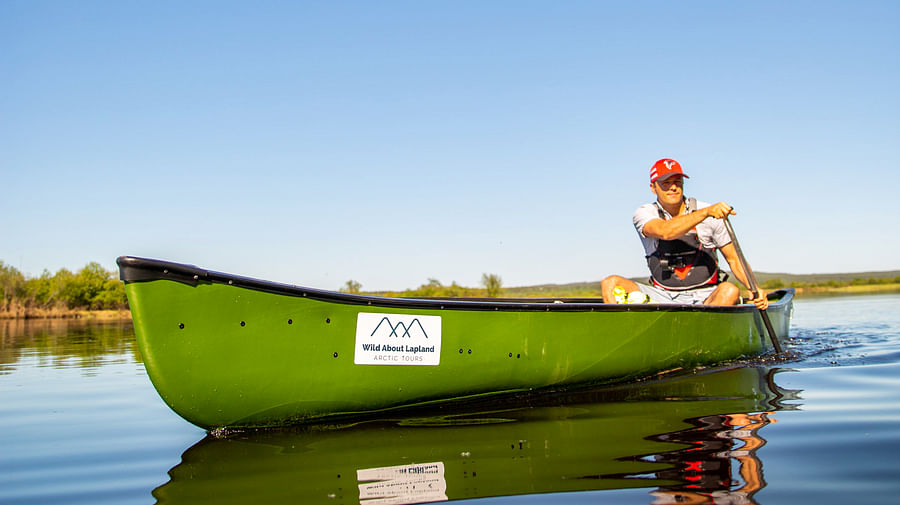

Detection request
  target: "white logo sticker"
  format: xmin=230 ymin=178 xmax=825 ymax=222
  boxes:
xmin=354 ymin=312 xmax=442 ymax=366
xmin=358 ymin=462 xmax=447 ymax=504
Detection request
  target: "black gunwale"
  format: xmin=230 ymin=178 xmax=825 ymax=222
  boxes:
xmin=117 ymin=256 xmax=794 ymax=314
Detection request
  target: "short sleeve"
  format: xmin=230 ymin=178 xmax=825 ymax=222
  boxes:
xmin=633 ymin=204 xmax=660 ymax=238
xmin=710 ymin=218 xmax=732 ymax=248
xmin=690 ymin=200 xmax=731 ymax=249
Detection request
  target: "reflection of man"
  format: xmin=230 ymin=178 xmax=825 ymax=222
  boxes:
xmin=601 ymin=158 xmax=767 ymax=309
xmin=650 ymin=411 xmax=775 ymax=505
xmin=721 ymin=413 xmax=773 ymax=498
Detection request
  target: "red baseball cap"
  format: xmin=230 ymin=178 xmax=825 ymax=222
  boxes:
xmin=650 ymin=158 xmax=689 ymax=183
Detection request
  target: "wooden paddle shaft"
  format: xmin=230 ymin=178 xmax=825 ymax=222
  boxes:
xmin=723 ymin=216 xmax=783 ymax=353
xmin=723 ymin=218 xmax=760 ymax=295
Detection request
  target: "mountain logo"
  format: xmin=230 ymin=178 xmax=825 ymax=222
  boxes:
xmin=370 ymin=317 xmax=429 ymax=339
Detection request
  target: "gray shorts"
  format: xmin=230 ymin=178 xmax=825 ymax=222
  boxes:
xmin=637 ymin=282 xmax=718 ymax=305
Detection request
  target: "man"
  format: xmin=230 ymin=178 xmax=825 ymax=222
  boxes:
xmin=600 ymin=158 xmax=768 ymax=309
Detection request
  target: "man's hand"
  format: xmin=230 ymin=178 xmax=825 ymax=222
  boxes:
xmin=705 ymin=202 xmax=736 ymax=220
xmin=748 ymin=289 xmax=769 ymax=310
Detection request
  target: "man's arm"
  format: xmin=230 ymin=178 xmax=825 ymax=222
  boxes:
xmin=642 ymin=202 xmax=735 ymax=240
xmin=720 ymin=242 xmax=769 ymax=310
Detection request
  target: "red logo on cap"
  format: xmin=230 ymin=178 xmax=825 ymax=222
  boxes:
xmin=650 ymin=158 xmax=689 ymax=183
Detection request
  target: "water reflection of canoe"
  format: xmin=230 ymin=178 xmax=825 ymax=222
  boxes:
xmin=117 ymin=256 xmax=794 ymax=429
xmin=153 ymin=366 xmax=798 ymax=505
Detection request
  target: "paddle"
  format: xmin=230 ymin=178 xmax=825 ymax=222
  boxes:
xmin=723 ymin=216 xmax=784 ymax=354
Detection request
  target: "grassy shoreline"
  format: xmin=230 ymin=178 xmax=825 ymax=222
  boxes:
xmin=789 ymin=283 xmax=900 ymax=296
xmin=0 ymin=308 xmax=132 ymax=321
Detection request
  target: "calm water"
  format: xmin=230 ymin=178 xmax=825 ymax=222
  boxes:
xmin=2 ymin=294 xmax=899 ymax=505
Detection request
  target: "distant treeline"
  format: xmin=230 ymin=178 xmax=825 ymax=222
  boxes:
xmin=751 ymin=270 xmax=900 ymax=285
xmin=346 ymin=273 xmax=504 ymax=298
xmin=371 ymin=279 xmax=485 ymax=298
xmin=759 ymin=276 xmax=900 ymax=290
xmin=0 ymin=261 xmax=126 ymax=313
xmin=3 ymin=257 xmax=899 ymax=316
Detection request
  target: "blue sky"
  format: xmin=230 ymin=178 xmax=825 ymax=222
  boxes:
xmin=2 ymin=1 xmax=898 ymax=291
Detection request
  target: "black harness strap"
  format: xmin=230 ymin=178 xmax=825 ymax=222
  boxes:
xmin=646 ymin=198 xmax=721 ymax=290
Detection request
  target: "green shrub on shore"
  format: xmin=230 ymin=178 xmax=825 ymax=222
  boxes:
xmin=1 ymin=261 xmax=126 ymax=314
xmin=481 ymin=273 xmax=503 ymax=298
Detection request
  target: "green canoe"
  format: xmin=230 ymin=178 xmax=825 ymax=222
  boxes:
xmin=117 ymin=256 xmax=794 ymax=429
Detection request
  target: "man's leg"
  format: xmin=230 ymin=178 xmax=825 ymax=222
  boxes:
xmin=601 ymin=275 xmax=641 ymax=303
xmin=703 ymin=281 xmax=740 ymax=306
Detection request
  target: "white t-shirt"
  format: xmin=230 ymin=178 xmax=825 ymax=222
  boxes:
xmin=632 ymin=199 xmax=732 ymax=257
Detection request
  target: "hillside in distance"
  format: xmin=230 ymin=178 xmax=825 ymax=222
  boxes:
xmin=502 ymin=270 xmax=900 ymax=298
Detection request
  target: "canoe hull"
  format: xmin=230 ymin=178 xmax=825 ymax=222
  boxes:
xmin=119 ymin=256 xmax=794 ymax=429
